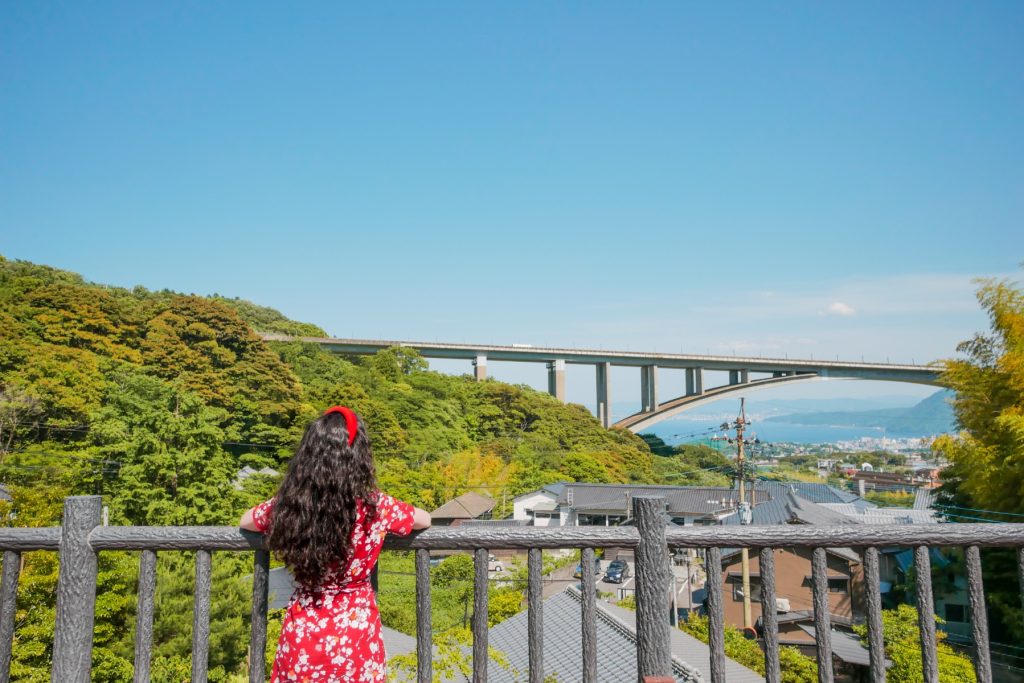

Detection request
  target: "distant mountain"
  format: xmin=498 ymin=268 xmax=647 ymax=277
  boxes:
xmin=763 ymin=390 xmax=955 ymax=435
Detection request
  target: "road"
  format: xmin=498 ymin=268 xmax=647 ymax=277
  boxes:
xmin=524 ymin=556 xmax=707 ymax=607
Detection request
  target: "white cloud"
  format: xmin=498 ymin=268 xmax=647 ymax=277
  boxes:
xmin=825 ymin=301 xmax=856 ymax=316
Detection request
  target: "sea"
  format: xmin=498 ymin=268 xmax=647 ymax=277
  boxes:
xmin=641 ymin=416 xmax=895 ymax=447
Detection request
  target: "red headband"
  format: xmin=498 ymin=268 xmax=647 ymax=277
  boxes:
xmin=323 ymin=406 xmax=359 ymax=446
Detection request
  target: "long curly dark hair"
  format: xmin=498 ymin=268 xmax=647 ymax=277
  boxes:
xmin=267 ymin=411 xmax=378 ymax=587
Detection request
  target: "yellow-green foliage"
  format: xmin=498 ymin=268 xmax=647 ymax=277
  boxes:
xmin=933 ymin=276 xmax=1024 ymax=515
xmin=0 ymin=255 xmax=672 ymax=679
xmin=676 ymin=613 xmax=818 ymax=683
xmin=854 ymin=605 xmax=976 ymax=683
xmin=616 ymin=597 xmax=817 ymax=683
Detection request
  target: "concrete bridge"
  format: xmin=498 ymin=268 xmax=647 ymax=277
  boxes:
xmin=262 ymin=335 xmax=941 ymax=432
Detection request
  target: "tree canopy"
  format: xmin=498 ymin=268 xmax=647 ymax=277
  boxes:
xmin=0 ymin=254 xmax=684 ymax=680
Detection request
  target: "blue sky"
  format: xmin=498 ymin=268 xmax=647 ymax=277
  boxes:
xmin=2 ymin=3 xmax=1022 ymax=405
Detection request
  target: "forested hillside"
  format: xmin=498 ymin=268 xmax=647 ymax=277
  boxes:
xmin=0 ymin=255 xmax=710 ymax=681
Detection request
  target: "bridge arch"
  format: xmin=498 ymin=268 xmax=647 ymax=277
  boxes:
xmin=614 ymin=371 xmax=942 ymax=433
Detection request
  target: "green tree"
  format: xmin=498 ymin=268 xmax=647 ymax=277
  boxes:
xmin=932 ymin=276 xmax=1024 ymax=641
xmin=934 ymin=276 xmax=1024 ymax=514
xmin=853 ymin=605 xmax=975 ymax=683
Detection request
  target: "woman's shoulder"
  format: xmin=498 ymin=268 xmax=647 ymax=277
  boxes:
xmin=371 ymin=490 xmax=414 ymax=512
xmin=373 ymin=490 xmax=398 ymax=507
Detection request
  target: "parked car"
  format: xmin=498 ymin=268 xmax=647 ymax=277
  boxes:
xmin=604 ymin=559 xmax=631 ymax=583
xmin=488 ymin=554 xmax=504 ymax=573
xmin=573 ymin=555 xmax=602 ymax=579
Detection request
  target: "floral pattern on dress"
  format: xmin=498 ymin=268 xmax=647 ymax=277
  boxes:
xmin=250 ymin=491 xmax=415 ymax=682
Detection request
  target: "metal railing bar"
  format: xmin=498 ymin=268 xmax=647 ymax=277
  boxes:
xmin=3 ymin=521 xmax=1010 ymax=554
xmin=52 ymin=496 xmax=101 ymax=683
xmin=7 ymin=494 xmax=1024 ymax=683
xmin=758 ymin=548 xmax=780 ymax=683
xmin=810 ymin=548 xmax=833 ymax=683
xmin=527 ymin=548 xmax=543 ymax=683
xmin=581 ymin=547 xmax=597 ymax=683
xmin=0 ymin=550 xmax=21 ymax=683
xmin=249 ymin=550 xmax=270 ymax=683
xmin=86 ymin=525 xmax=642 ymax=551
xmin=666 ymin=524 xmax=1024 ymax=548
xmin=388 ymin=527 xmax=641 ymax=551
xmin=89 ymin=527 xmax=266 ymax=551
xmin=133 ymin=550 xmax=157 ymax=683
xmin=966 ymin=545 xmax=992 ymax=683
xmin=862 ymin=547 xmax=886 ymax=683
xmin=1018 ymin=548 xmax=1024 ymax=634
xmin=705 ymin=547 xmax=726 ymax=683
xmin=472 ymin=548 xmax=488 ymax=683
xmin=914 ymin=546 xmax=938 ymax=683
xmin=0 ymin=528 xmax=61 ymax=551
xmin=192 ymin=550 xmax=212 ymax=683
xmin=415 ymin=549 xmax=432 ymax=683
xmin=633 ymin=496 xmax=672 ymax=681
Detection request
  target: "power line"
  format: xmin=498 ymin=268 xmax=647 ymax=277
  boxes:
xmin=933 ymin=503 xmax=1024 ymax=519
xmin=936 ymin=511 xmax=1006 ymax=524
xmin=30 ymin=423 xmax=288 ymax=451
xmin=2 ymin=449 xmax=124 ymax=466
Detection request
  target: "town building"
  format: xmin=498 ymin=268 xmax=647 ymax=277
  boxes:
xmin=430 ymin=491 xmax=496 ymax=526
xmin=512 ymin=482 xmax=765 ymax=527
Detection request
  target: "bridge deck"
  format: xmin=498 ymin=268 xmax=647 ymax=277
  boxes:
xmin=261 ymin=334 xmax=937 ymax=375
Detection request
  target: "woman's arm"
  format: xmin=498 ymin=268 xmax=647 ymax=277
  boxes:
xmin=239 ymin=508 xmax=260 ymax=532
xmin=411 ymin=506 xmax=432 ymax=530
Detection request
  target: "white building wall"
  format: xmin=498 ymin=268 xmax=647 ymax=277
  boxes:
xmin=512 ymin=490 xmax=560 ymax=525
xmin=532 ymin=512 xmax=558 ymax=527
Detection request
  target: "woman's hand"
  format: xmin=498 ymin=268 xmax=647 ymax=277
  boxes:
xmin=411 ymin=507 xmax=432 ymax=530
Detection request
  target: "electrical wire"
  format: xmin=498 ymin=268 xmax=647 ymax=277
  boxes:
xmin=932 ymin=503 xmax=1024 ymax=519
xmin=30 ymin=423 xmax=288 ymax=451
xmin=1 ymin=449 xmax=124 ymax=466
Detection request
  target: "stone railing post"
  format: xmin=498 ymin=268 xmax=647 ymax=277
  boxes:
xmin=51 ymin=495 xmax=102 ymax=683
xmin=633 ymin=496 xmax=672 ymax=682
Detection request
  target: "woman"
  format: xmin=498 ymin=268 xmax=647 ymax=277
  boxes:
xmin=241 ymin=406 xmax=431 ymax=682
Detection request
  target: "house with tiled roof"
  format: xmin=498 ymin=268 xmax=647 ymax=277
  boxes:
xmin=512 ymin=482 xmax=770 ymax=527
xmin=487 ymin=586 xmax=764 ymax=683
xmin=715 ymin=487 xmax=865 ymax=650
xmin=430 ymin=491 xmax=496 ymax=526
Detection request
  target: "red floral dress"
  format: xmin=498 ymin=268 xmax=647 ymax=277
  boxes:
xmin=250 ymin=491 xmax=416 ymax=682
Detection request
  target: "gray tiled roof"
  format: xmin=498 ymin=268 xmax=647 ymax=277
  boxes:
xmin=797 ymin=625 xmax=890 ymax=668
xmin=454 ymin=518 xmax=528 ymax=527
xmin=268 ymin=567 xmax=299 ymax=610
xmin=513 ymin=482 xmax=567 ymax=502
xmin=819 ymin=504 xmax=939 ymax=525
xmin=784 ymin=492 xmax=861 ymax=526
xmin=558 ymin=483 xmax=757 ymax=517
xmin=431 ymin=491 xmax=496 ymax=520
xmin=750 ymin=481 xmax=867 ymax=506
xmin=382 ymin=627 xmax=417 ymax=660
xmin=722 ymin=489 xmax=858 ymax=527
xmin=601 ymin=595 xmax=765 ymax=683
xmin=487 ymin=587 xmax=764 ymax=683
xmin=913 ymin=488 xmax=937 ymax=510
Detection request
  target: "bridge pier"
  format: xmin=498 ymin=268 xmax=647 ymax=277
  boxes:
xmin=686 ymin=367 xmax=704 ymax=395
xmin=728 ymin=369 xmax=750 ymax=385
xmin=596 ymin=362 xmax=612 ymax=428
xmin=641 ymin=366 xmax=658 ymax=412
xmin=473 ymin=355 xmax=487 ymax=381
xmin=547 ymin=360 xmax=566 ymax=401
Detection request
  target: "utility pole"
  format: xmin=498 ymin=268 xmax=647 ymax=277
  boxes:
xmin=723 ymin=398 xmax=754 ymax=631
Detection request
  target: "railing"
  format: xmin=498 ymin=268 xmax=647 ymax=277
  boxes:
xmin=1 ymin=496 xmax=1024 ymax=683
